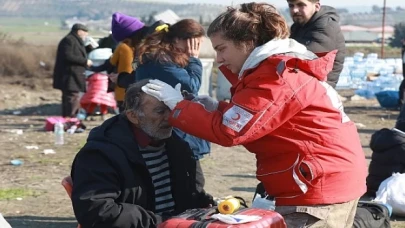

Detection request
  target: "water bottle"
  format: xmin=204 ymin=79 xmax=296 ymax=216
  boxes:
xmin=54 ymin=122 xmax=64 ymax=145
xmin=76 ymin=108 xmax=87 ymax=120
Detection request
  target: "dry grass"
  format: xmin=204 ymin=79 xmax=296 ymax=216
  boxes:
xmin=0 ymin=32 xmax=56 ymax=89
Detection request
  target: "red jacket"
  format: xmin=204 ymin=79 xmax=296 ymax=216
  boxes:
xmin=169 ymin=50 xmax=367 ymax=206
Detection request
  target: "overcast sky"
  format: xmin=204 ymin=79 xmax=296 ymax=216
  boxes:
xmin=170 ymin=0 xmax=404 ymax=8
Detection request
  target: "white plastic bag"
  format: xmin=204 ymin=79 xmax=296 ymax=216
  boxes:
xmin=374 ymin=173 xmax=405 ymax=216
xmin=251 ymin=194 xmax=276 ymax=210
xmin=0 ymin=213 xmax=12 ymax=228
xmin=211 ymin=214 xmax=262 ymax=224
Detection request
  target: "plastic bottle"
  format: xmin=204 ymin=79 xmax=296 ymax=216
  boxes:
xmin=76 ymin=108 xmax=87 ymax=120
xmin=54 ymin=122 xmax=65 ymax=145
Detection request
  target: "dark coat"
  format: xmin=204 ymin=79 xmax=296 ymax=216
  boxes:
xmin=71 ymin=114 xmax=214 ymax=228
xmin=290 ymin=6 xmax=346 ymax=88
xmin=53 ymin=32 xmax=88 ymax=92
xmin=366 ymin=128 xmax=405 ymax=197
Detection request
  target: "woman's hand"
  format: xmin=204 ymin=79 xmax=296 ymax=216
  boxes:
xmin=187 ymin=37 xmax=202 ymax=58
xmin=192 ymin=95 xmax=218 ymax=112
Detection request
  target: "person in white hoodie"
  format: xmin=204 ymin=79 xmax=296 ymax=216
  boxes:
xmin=141 ymin=2 xmax=366 ymax=227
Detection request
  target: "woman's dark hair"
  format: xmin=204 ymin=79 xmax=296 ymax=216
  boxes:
xmin=207 ymin=2 xmax=289 ymax=48
xmin=122 ymin=26 xmax=149 ymax=49
xmin=137 ymin=19 xmax=205 ymax=68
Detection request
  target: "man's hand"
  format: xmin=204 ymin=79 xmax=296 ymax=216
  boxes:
xmin=108 ymin=73 xmax=118 ymax=83
xmin=87 ymin=59 xmax=93 ymax=67
xmin=142 ymin=79 xmax=184 ymax=110
xmin=192 ymin=95 xmax=218 ymax=112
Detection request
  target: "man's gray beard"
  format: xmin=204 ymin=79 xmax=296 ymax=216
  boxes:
xmin=138 ymin=121 xmax=173 ymax=141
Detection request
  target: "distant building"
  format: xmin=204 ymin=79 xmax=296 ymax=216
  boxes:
xmin=341 ymin=25 xmax=394 ymax=43
xmin=153 ymin=9 xmax=180 ymax=25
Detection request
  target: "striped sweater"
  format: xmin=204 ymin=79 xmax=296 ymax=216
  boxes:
xmin=139 ymin=144 xmax=175 ymax=214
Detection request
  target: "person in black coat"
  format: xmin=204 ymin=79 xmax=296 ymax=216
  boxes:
xmin=53 ymin=23 xmax=93 ymax=117
xmin=287 ymin=0 xmax=346 ymax=88
xmin=366 ymin=108 xmax=405 ymax=197
xmin=366 ymin=128 xmax=405 ymax=197
xmin=71 ymin=79 xmax=215 ymax=228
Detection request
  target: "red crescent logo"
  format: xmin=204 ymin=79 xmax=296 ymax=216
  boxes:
xmin=232 ymin=113 xmax=241 ymax=121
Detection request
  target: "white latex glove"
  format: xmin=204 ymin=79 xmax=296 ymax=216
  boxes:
xmin=142 ymin=79 xmax=183 ymax=110
xmin=192 ymin=95 xmax=219 ymax=112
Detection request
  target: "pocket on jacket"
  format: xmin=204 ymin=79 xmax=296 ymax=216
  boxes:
xmin=256 ymin=154 xmax=309 ymax=198
xmin=299 ymin=158 xmax=322 ymax=184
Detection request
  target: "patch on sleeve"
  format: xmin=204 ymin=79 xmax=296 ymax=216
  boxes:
xmin=222 ymin=105 xmax=254 ymax=132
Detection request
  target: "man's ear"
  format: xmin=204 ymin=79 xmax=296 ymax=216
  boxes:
xmin=126 ymin=110 xmax=139 ymax=125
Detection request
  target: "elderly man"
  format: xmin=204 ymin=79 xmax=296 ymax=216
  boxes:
xmin=288 ymin=0 xmax=345 ymax=88
xmin=70 ymin=79 xmax=214 ymax=228
xmin=53 ymin=23 xmax=93 ymax=117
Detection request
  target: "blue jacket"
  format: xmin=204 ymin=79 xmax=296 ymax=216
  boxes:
xmin=135 ymin=57 xmax=202 ymax=95
xmin=136 ymin=57 xmax=210 ymax=160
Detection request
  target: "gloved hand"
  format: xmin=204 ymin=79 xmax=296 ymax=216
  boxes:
xmin=142 ymin=79 xmax=184 ymax=110
xmin=192 ymin=95 xmax=218 ymax=112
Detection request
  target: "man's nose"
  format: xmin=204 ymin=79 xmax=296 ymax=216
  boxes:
xmin=292 ymin=7 xmax=299 ymax=13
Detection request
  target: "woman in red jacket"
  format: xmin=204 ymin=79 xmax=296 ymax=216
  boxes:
xmin=142 ymin=3 xmax=367 ymax=227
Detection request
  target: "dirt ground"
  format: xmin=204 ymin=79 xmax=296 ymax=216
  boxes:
xmin=0 ymin=78 xmax=405 ymax=227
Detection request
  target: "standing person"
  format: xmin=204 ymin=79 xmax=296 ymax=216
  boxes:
xmin=117 ymin=19 xmax=204 ymax=95
xmin=53 ymin=23 xmax=93 ymax=117
xmin=117 ymin=19 xmax=211 ymax=160
xmin=91 ymin=14 xmax=166 ymax=112
xmin=288 ymin=0 xmax=345 ymax=88
xmin=110 ymin=12 xmax=145 ymax=112
xmin=97 ymin=32 xmax=117 ymax=52
xmin=142 ymin=3 xmax=367 ymax=227
xmin=90 ymin=12 xmax=146 ymax=112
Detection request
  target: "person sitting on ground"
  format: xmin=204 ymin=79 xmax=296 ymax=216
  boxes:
xmin=365 ymin=105 xmax=405 ymax=198
xmin=70 ymin=79 xmax=215 ymax=228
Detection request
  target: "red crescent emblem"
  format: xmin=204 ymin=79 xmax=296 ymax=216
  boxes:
xmin=232 ymin=113 xmax=241 ymax=121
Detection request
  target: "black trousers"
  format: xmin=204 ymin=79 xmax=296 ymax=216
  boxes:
xmin=62 ymin=90 xmax=80 ymax=117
